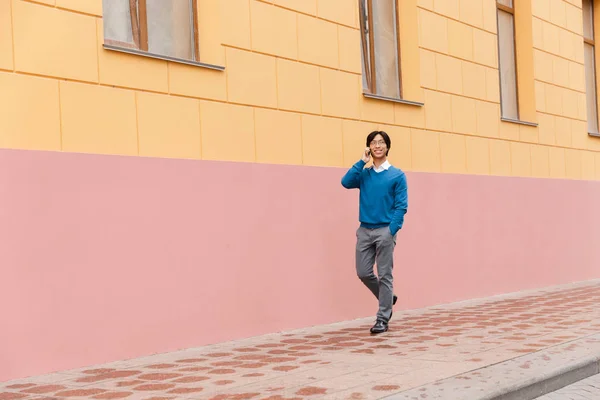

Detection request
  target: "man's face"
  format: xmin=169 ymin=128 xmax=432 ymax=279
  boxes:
xmin=369 ymin=134 xmax=387 ymax=159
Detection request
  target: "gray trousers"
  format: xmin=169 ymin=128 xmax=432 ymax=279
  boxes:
xmin=356 ymin=226 xmax=396 ymax=323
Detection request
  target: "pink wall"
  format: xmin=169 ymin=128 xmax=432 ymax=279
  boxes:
xmin=1 ymin=148 xmax=599 ymax=381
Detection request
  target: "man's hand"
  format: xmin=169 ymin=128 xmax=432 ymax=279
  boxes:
xmin=361 ymin=147 xmax=371 ymax=163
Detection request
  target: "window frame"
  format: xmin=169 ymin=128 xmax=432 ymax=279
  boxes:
xmin=359 ymin=0 xmax=403 ymax=100
xmin=496 ymin=0 xmax=520 ymax=122
xmin=583 ymin=0 xmax=600 ymax=135
xmin=103 ymin=0 xmax=201 ymax=64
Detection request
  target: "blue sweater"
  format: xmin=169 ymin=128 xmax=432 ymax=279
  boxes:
xmin=341 ymin=160 xmax=408 ymax=235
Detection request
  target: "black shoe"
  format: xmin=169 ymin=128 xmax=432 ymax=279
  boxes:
xmin=390 ymin=295 xmax=397 ymax=321
xmin=370 ymin=320 xmax=388 ymax=334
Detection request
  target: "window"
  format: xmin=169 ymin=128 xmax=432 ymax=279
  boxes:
xmin=359 ymin=0 xmax=402 ymax=99
xmin=102 ymin=0 xmax=199 ymax=62
xmin=496 ymin=0 xmax=519 ymax=121
xmin=583 ymin=0 xmax=599 ymax=134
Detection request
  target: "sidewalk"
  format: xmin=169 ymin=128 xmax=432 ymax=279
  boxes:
xmin=2 ymin=280 xmax=600 ymax=400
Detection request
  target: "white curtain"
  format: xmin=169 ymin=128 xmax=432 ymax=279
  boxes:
xmin=371 ymin=0 xmax=401 ymax=98
xmin=497 ymin=9 xmax=518 ymax=120
xmin=146 ymin=0 xmax=194 ymax=60
xmin=102 ymin=0 xmax=134 ymax=46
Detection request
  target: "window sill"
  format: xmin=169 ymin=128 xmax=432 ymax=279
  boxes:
xmin=103 ymin=44 xmax=225 ymax=71
xmin=363 ymin=93 xmax=424 ymax=107
xmin=589 ymin=132 xmax=600 ymax=138
xmin=500 ymin=117 xmax=538 ymax=127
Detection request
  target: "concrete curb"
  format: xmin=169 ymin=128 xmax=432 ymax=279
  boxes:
xmin=484 ymin=356 xmax=600 ymax=400
xmin=384 ymin=334 xmax=600 ymax=400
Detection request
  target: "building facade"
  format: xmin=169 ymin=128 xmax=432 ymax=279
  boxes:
xmin=1 ymin=0 xmax=600 ymax=381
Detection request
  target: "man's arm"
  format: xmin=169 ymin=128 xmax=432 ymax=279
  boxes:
xmin=341 ymin=160 xmax=366 ymax=189
xmin=389 ymin=173 xmax=408 ymax=235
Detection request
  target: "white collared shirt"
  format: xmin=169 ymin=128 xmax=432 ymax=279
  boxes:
xmin=372 ymin=160 xmax=391 ymax=173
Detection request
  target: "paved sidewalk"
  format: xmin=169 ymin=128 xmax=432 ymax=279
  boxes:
xmin=536 ymin=374 xmax=600 ymax=399
xmin=2 ymin=281 xmax=600 ymax=400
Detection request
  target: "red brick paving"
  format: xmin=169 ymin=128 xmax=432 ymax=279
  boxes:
xmin=0 ymin=394 xmax=27 ymax=400
xmin=2 ymin=282 xmax=600 ymax=399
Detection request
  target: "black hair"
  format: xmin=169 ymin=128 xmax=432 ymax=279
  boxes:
xmin=366 ymin=130 xmax=391 ymax=156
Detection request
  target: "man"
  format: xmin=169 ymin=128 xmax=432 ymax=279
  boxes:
xmin=341 ymin=131 xmax=408 ymax=334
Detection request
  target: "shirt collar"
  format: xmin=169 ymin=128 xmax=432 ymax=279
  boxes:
xmin=372 ymin=160 xmax=391 ymax=173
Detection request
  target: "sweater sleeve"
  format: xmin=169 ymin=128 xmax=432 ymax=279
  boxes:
xmin=341 ymin=160 xmax=366 ymax=189
xmin=389 ymin=173 xmax=408 ymax=235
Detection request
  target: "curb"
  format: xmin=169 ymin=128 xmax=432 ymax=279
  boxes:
xmin=383 ymin=335 xmax=600 ymax=400
xmin=484 ymin=356 xmax=600 ymax=400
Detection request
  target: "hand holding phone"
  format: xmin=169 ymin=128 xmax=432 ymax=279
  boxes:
xmin=362 ymin=147 xmax=371 ymax=163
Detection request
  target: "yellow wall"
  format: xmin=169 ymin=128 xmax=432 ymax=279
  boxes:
xmin=1 ymin=0 xmax=600 ymax=180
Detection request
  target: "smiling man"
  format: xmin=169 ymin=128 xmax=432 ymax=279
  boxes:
xmin=341 ymin=130 xmax=408 ymax=334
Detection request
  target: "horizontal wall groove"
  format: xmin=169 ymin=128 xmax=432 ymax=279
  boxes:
xmin=254 ymin=0 xmax=359 ymax=30
xmin=536 ymin=109 xmax=588 ymax=123
xmin=416 ymin=5 xmax=497 ymax=35
xmin=222 ymin=44 xmax=361 ymax=75
xmin=535 ymin=79 xmax=587 ymax=95
xmin=21 ymin=0 xmax=100 ymax=18
xmin=420 ymin=47 xmax=498 ymax=70
xmin=533 ymin=47 xmax=585 ymax=66
xmin=532 ymin=15 xmax=583 ymax=37
xmin=421 ymin=87 xmax=501 ymax=106
xmin=420 ymin=126 xmax=599 ymax=153
xmin=0 ymin=141 xmax=598 ymax=181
